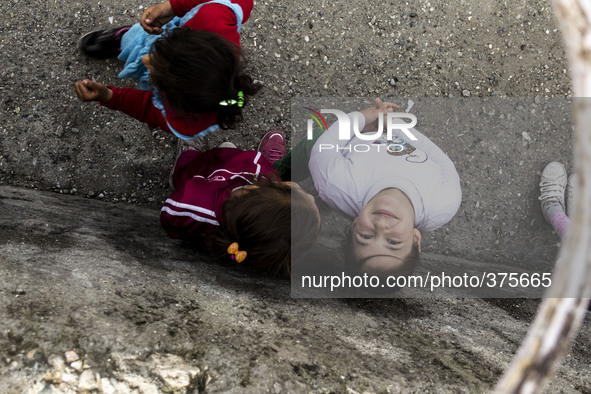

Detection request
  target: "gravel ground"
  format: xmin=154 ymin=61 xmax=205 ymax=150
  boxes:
xmin=1 ymin=186 xmax=590 ymax=393
xmin=1 ymin=0 xmax=588 ymax=392
xmin=0 ymin=0 xmax=571 ymax=204
xmin=0 ymin=0 xmax=576 ymax=266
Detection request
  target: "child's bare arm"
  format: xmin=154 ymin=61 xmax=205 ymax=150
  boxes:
xmin=359 ymin=98 xmax=399 ymax=133
xmin=74 ymin=80 xmax=113 ymax=103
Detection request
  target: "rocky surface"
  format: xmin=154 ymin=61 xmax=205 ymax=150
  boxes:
xmin=1 ymin=186 xmax=590 ymax=393
xmin=0 ymin=0 xmax=589 ymax=392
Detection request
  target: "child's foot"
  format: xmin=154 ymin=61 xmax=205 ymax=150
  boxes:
xmin=538 ymin=161 xmax=567 ymax=222
xmin=178 ymin=138 xmax=205 ymax=153
xmin=566 ymin=173 xmax=578 ymax=217
xmin=218 ymin=142 xmax=237 ymax=148
xmin=78 ymin=26 xmax=131 ymax=59
xmin=258 ymin=130 xmax=286 ymax=164
xmin=169 ymin=138 xmax=205 ymax=189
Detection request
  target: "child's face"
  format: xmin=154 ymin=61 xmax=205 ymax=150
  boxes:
xmin=351 ymin=189 xmax=421 ymax=273
xmin=142 ymin=54 xmax=154 ymax=74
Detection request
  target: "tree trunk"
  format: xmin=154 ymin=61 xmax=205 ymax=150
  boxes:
xmin=493 ymin=1 xmax=591 ymax=393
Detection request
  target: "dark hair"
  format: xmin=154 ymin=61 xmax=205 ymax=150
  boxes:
xmin=149 ymin=27 xmax=262 ymax=129
xmin=343 ymin=226 xmax=421 ymax=277
xmin=207 ymin=180 xmax=320 ymax=278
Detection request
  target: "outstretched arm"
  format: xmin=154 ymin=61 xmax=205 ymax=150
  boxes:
xmin=99 ymin=86 xmax=169 ymax=131
xmin=74 ymin=81 xmax=172 ymax=132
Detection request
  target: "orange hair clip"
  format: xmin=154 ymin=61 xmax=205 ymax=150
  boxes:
xmin=227 ymin=242 xmax=247 ymax=263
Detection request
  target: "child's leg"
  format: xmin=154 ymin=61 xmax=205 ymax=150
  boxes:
xmin=539 ymin=161 xmax=569 ymax=241
xmin=273 ymin=127 xmax=324 ymax=182
xmin=78 ymin=26 xmax=131 ymax=59
xmin=549 ymin=212 xmax=571 ymax=241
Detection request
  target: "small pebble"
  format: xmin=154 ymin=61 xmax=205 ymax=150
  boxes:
xmin=79 ymin=369 xmax=101 ymax=391
xmin=65 ymin=350 xmax=79 ymax=363
xmin=462 ymin=89 xmax=471 ymax=97
xmin=61 ymin=373 xmax=73 ymax=383
xmin=48 ymin=354 xmax=65 ymax=371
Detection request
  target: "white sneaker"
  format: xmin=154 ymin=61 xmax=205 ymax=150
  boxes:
xmin=538 ymin=161 xmax=567 ymax=222
xmin=566 ymin=173 xmax=578 ymax=217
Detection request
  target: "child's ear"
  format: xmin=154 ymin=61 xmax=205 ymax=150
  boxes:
xmin=413 ymin=229 xmax=422 ymax=253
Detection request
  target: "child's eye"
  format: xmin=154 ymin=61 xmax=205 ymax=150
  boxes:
xmin=359 ymin=233 xmax=373 ymax=239
xmin=387 ymin=239 xmax=400 ymax=245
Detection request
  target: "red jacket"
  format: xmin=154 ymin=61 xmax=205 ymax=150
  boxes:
xmin=161 ymin=148 xmax=277 ymax=239
xmin=101 ymin=0 xmax=253 ymax=137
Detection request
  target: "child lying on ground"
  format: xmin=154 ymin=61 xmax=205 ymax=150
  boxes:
xmin=307 ymin=99 xmax=462 ymax=276
xmin=160 ymin=133 xmax=321 ymax=277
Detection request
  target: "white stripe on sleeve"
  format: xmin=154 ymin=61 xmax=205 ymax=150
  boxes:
xmin=164 ymin=198 xmax=217 ymax=218
xmin=161 ymin=206 xmax=220 ymax=226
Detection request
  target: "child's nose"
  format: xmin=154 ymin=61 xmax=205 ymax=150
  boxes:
xmin=375 ymin=218 xmax=392 ymax=230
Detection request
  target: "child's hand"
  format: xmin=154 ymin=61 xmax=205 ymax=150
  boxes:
xmin=141 ymin=1 xmax=175 ymax=34
xmin=74 ymin=80 xmax=113 ymax=103
xmin=360 ymin=98 xmax=399 ymax=132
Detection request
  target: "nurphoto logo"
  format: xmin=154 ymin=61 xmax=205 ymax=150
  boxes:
xmin=305 ymin=108 xmax=419 ymax=141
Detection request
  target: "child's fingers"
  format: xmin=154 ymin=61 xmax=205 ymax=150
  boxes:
xmin=383 ymin=101 xmax=400 ymax=110
xmin=84 ymin=79 xmax=99 ymax=89
xmin=379 ymin=100 xmax=400 ymax=111
xmin=140 ymin=3 xmax=171 ymax=34
xmin=74 ymin=80 xmax=99 ymax=101
xmin=373 ymin=97 xmax=400 ymax=111
xmin=149 ymin=24 xmax=163 ymax=34
xmin=74 ymin=81 xmax=90 ymax=101
xmin=140 ymin=9 xmax=157 ymax=33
